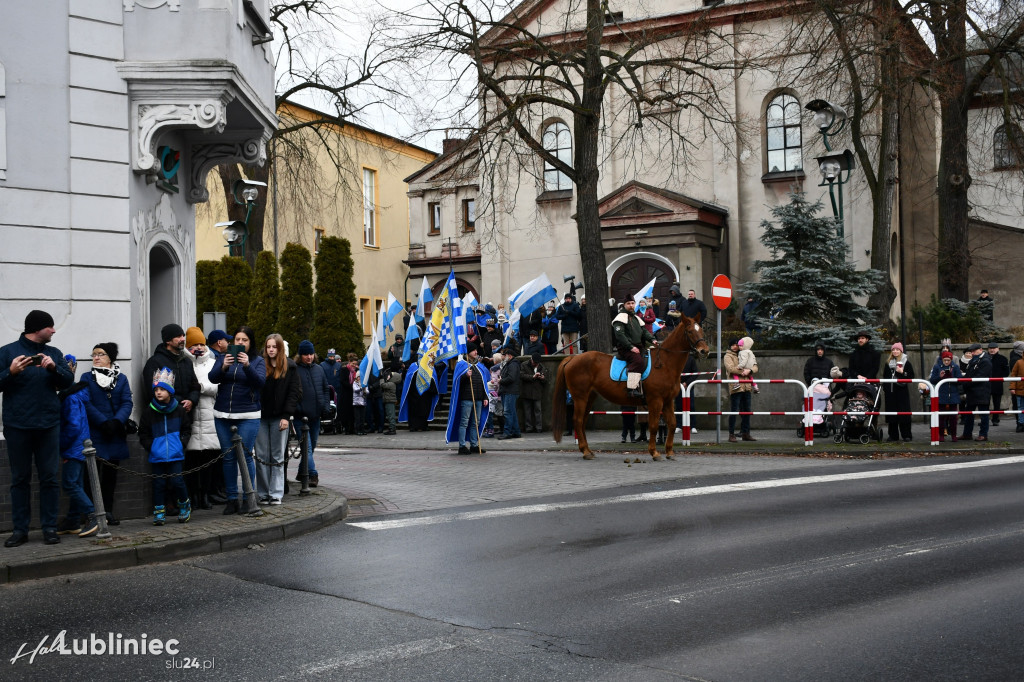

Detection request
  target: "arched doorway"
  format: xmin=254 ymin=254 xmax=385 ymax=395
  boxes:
xmin=610 ymin=258 xmax=675 ymax=309
xmin=149 ymin=243 xmax=180 ymax=349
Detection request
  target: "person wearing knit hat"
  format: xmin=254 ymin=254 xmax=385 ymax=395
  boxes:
xmin=0 ymin=309 xmax=75 ymax=546
xmin=185 ymin=327 xmax=206 ymax=348
xmin=930 ymin=348 xmax=962 ymax=441
xmin=140 ymin=321 xmax=199 ymax=416
xmin=81 ymin=341 xmax=131 ymax=524
xmin=883 ymin=341 xmax=915 ymax=441
xmin=206 ymin=330 xmax=230 ymax=354
xmin=24 ymin=309 xmax=55 ymax=335
xmin=292 ymin=339 xmax=329 ymax=487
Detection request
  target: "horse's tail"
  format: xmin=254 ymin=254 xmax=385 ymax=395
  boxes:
xmin=552 ymin=357 xmax=570 ymax=443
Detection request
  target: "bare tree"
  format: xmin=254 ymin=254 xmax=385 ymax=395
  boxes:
xmin=393 ymin=0 xmax=754 ymax=351
xmin=215 ymin=0 xmax=413 ymax=268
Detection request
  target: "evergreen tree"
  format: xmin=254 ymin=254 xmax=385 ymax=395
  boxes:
xmin=248 ymin=251 xmax=280 ymax=344
xmin=743 ymin=193 xmax=883 ymax=354
xmin=213 ymin=255 xmax=252 ymax=334
xmin=312 ymin=237 xmax=362 ymax=357
xmin=195 ymin=260 xmax=219 ymax=328
xmin=277 ymin=242 xmax=314 ymax=356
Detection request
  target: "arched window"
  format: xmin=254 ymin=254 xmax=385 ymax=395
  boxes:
xmin=766 ymin=94 xmax=802 ymax=173
xmin=542 ymin=121 xmax=572 ymax=191
xmin=993 ymin=123 xmax=1024 ymax=169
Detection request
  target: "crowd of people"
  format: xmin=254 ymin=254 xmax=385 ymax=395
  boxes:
xmin=1 ymin=288 xmax=1019 ymax=546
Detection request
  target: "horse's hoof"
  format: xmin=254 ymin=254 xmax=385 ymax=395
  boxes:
xmin=582 ymin=453 xmax=595 ymax=460
xmin=652 ymin=455 xmax=661 ymax=461
xmin=666 ymin=454 xmax=675 ymax=460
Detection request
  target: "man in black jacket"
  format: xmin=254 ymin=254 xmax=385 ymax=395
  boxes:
xmin=295 ymin=340 xmax=331 ymax=486
xmin=0 ymin=310 xmax=75 ymax=547
xmin=987 ymin=342 xmax=1009 ymax=425
xmin=496 ymin=344 xmax=522 ymax=439
xmin=803 ymin=340 xmax=835 ymax=386
xmin=847 ymin=331 xmax=881 ymax=380
xmin=960 ymin=343 xmax=992 ymax=441
xmin=140 ymin=323 xmax=200 ymax=412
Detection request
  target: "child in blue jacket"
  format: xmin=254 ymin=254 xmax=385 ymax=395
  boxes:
xmin=139 ymin=368 xmax=192 ymax=524
xmin=57 ymin=355 xmax=100 ymax=537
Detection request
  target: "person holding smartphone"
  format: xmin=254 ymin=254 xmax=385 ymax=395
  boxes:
xmin=0 ymin=310 xmax=75 ymax=547
xmin=209 ymin=325 xmax=266 ymax=514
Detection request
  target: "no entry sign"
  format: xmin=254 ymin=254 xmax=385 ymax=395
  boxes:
xmin=711 ymin=274 xmax=732 ymax=310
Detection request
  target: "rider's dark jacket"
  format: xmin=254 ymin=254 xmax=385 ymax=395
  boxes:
xmin=612 ymin=306 xmax=655 ymax=359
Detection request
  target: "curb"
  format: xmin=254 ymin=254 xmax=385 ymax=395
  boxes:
xmin=0 ymin=491 xmax=348 ymax=585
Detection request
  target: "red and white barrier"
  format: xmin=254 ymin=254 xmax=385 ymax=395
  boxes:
xmin=682 ymin=379 xmax=809 ymax=446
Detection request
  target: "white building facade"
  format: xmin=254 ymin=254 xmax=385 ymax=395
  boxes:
xmin=0 ymin=0 xmax=276 ymax=399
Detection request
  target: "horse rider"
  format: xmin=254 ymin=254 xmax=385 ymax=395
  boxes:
xmin=613 ymin=296 xmax=657 ymax=398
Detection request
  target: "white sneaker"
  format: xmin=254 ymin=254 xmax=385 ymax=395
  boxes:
xmin=691 ymin=428 xmax=698 ymax=434
xmin=269 ymin=499 xmax=282 ymax=506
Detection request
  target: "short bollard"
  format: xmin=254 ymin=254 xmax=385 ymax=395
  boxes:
xmin=231 ymin=425 xmax=263 ymax=516
xmin=298 ymin=417 xmax=311 ymax=496
xmin=82 ymin=439 xmax=111 ymax=539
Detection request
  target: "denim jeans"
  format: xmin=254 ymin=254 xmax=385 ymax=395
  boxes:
xmin=502 ymin=394 xmax=520 ymax=436
xmin=4 ymin=426 xmax=61 ymax=532
xmin=215 ymin=417 xmax=259 ymax=501
xmin=729 ymin=391 xmax=752 ymax=435
xmin=458 ymin=399 xmax=483 ymax=447
xmin=304 ymin=419 xmax=320 ymax=476
xmin=255 ymin=419 xmax=288 ymax=501
xmin=151 ymin=461 xmax=188 ymax=508
xmin=1016 ymin=395 xmax=1024 ymax=425
xmin=61 ymin=458 xmax=94 ymax=518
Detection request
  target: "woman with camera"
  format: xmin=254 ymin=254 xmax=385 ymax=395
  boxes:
xmin=209 ymin=325 xmax=266 ymax=514
xmin=930 ymin=350 xmax=963 ymax=441
xmin=81 ymin=342 xmax=133 ymax=525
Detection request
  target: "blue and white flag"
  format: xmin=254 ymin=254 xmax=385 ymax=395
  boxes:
xmin=360 ymin=323 xmax=383 ymax=384
xmin=376 ymin=304 xmax=389 ymax=349
xmin=508 ymin=273 xmax=558 ymax=317
xmin=461 ymin=291 xmax=478 ymax=326
xmin=384 ymin=292 xmax=404 ymax=332
xmin=416 ymin=273 xmax=460 ymax=394
xmin=633 ymin=276 xmax=657 ymax=306
xmin=415 ymin=276 xmax=432 ymax=322
xmin=652 ymin=318 xmax=664 ymax=334
xmin=448 ymin=273 xmax=468 ymax=356
xmin=401 ymin=321 xmax=421 ymax=363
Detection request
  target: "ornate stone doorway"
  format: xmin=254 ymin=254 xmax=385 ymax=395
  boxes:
xmin=610 ymin=258 xmax=675 ymax=309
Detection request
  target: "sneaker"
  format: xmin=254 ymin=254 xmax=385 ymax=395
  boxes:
xmin=78 ymin=515 xmax=100 ymax=538
xmin=57 ymin=516 xmax=82 ymax=535
xmin=178 ymin=499 xmax=192 ymax=524
xmin=153 ymin=505 xmax=166 ymax=526
xmin=269 ymin=499 xmax=282 ymax=506
xmin=258 ymin=498 xmax=271 ymax=506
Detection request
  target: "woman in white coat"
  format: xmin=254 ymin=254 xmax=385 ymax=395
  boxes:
xmin=185 ymin=327 xmax=221 ymax=509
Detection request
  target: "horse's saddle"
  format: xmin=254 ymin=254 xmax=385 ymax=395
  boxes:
xmin=610 ymin=353 xmax=652 ymax=382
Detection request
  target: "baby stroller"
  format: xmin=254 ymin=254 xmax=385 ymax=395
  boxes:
xmin=833 ymin=382 xmax=883 ymax=444
xmin=796 ymin=382 xmax=836 ymax=438
xmin=319 ymin=385 xmax=339 ymax=435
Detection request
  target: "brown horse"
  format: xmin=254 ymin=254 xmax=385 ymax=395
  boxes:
xmin=552 ymin=312 xmax=708 ymax=460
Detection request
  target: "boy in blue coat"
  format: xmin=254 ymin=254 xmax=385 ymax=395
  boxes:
xmin=139 ymin=368 xmax=192 ymax=525
xmin=57 ymin=355 xmax=100 ymax=537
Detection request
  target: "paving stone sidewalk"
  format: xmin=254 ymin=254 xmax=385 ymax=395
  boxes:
xmin=0 ymin=487 xmax=346 ymax=585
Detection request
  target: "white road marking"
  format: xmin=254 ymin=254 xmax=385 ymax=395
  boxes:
xmin=348 ymin=455 xmax=1024 ymax=531
xmin=294 ymin=637 xmax=459 ymax=676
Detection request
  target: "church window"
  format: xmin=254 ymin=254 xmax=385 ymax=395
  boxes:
xmin=766 ymin=94 xmax=802 ymax=173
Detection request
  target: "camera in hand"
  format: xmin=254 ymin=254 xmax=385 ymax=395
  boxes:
xmin=30 ymin=354 xmax=44 ymax=366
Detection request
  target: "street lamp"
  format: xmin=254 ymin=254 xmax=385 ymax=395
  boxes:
xmin=220 ymin=179 xmax=267 ymax=258
xmin=806 ymin=99 xmax=854 ymax=238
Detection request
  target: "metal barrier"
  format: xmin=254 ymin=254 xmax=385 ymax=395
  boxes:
xmin=929 ymin=377 xmax=1022 ymax=445
xmin=682 ymin=379 xmax=809 ymax=446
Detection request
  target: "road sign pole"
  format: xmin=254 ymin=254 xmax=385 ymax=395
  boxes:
xmin=710 ymin=274 xmax=733 ymax=447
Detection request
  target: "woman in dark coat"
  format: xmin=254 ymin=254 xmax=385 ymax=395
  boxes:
xmin=81 ymin=342 xmax=133 ymax=524
xmin=883 ymin=342 xmax=915 ymax=441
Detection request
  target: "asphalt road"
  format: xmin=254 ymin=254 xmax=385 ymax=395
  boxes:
xmin=2 ymin=454 xmax=1023 ymax=681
